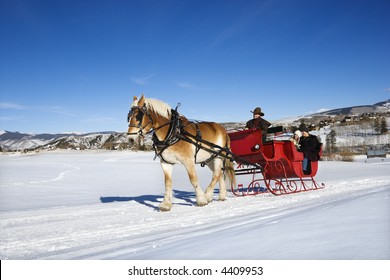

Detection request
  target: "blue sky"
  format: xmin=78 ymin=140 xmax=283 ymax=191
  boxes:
xmin=1 ymin=0 xmax=389 ymax=133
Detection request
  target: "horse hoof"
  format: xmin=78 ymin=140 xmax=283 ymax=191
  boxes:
xmin=196 ymin=201 xmax=208 ymax=207
xmin=159 ymin=203 xmax=172 ymax=212
xmin=205 ymin=193 xmax=214 ymax=203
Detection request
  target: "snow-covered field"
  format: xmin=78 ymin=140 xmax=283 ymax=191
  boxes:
xmin=0 ymin=150 xmax=389 ymax=260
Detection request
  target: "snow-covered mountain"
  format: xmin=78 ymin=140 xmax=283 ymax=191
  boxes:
xmin=310 ymin=99 xmax=390 ymax=116
xmin=273 ymin=99 xmax=390 ymax=126
xmin=1 ymin=100 xmax=389 ymax=152
xmin=0 ymin=131 xmax=131 ymax=152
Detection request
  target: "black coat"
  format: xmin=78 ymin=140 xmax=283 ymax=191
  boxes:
xmin=245 ymin=118 xmax=271 ymax=133
xmin=299 ymin=134 xmax=321 ymax=161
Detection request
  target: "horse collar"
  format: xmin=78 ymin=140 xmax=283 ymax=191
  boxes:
xmin=152 ymin=109 xmax=182 ymax=163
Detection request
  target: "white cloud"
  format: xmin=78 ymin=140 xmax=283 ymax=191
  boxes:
xmin=82 ymin=117 xmax=117 ymax=123
xmin=0 ymin=103 xmax=75 ymax=118
xmin=177 ymin=82 xmax=193 ymax=90
xmin=49 ymin=110 xmax=77 ymax=117
xmin=0 ymin=116 xmax=24 ymax=121
xmin=38 ymin=106 xmax=76 ymax=117
xmin=0 ymin=102 xmax=25 ymax=110
xmin=131 ymin=74 xmax=155 ymax=85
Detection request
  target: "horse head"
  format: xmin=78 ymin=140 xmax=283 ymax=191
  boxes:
xmin=127 ymin=94 xmax=154 ymax=142
xmin=127 ymin=94 xmax=173 ymax=143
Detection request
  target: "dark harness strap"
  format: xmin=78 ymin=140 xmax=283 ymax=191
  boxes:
xmin=152 ymin=109 xmax=181 ymax=164
xmin=151 ymin=107 xmax=261 ymax=169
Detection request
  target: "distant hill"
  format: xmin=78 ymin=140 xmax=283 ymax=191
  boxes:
xmin=272 ymin=99 xmax=390 ymax=127
xmin=1 ymin=100 xmax=389 ymax=152
xmin=309 ymin=99 xmax=390 ymax=116
xmin=0 ymin=131 xmax=129 ymax=152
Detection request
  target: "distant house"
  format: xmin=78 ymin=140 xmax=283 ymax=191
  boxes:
xmin=342 ymin=115 xmax=359 ymax=123
xmin=366 ymin=149 xmax=387 ymax=158
xmin=344 ymin=116 xmax=352 ymax=122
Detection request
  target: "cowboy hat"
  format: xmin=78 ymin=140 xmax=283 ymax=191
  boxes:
xmin=251 ymin=107 xmax=264 ymax=116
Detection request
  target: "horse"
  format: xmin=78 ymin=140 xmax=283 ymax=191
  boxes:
xmin=127 ymin=94 xmax=236 ymax=211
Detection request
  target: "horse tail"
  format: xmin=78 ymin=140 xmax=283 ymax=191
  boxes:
xmin=223 ymin=135 xmax=236 ymax=189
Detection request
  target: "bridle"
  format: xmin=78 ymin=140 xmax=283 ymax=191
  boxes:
xmin=127 ymin=103 xmax=183 ymax=137
xmin=127 ymin=104 xmax=153 ymax=136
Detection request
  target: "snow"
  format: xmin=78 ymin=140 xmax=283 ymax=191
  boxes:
xmin=0 ymin=150 xmax=389 ymax=260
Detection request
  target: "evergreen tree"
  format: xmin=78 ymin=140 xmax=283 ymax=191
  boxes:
xmin=380 ymin=117 xmax=388 ymax=134
xmin=325 ymin=129 xmax=337 ymax=154
xmin=374 ymin=117 xmax=381 ymax=134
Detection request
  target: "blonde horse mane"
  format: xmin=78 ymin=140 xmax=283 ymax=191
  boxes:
xmin=144 ymin=98 xmax=172 ymax=119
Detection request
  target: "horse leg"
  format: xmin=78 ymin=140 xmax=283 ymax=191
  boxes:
xmin=205 ymin=158 xmax=224 ymax=203
xmin=218 ymin=174 xmax=227 ymax=201
xmin=218 ymin=158 xmax=234 ymax=201
xmin=184 ymin=161 xmax=208 ymax=207
xmin=160 ymin=162 xmax=174 ymax=211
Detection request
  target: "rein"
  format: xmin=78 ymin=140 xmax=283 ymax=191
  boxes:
xmin=177 ymin=128 xmax=261 ymax=169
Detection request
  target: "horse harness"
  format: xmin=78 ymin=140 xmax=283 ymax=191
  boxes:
xmin=128 ymin=104 xmax=260 ymax=168
xmin=128 ymin=104 xmax=230 ymax=166
xmin=152 ymin=109 xmax=223 ymax=166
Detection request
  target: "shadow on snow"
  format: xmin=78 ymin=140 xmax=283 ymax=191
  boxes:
xmin=100 ymin=189 xmax=218 ymax=210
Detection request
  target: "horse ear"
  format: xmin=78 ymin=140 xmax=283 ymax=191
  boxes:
xmin=139 ymin=94 xmax=145 ymax=106
xmin=131 ymin=96 xmax=138 ymax=107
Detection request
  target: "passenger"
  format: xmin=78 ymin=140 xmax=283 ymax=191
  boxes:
xmin=298 ymin=129 xmax=321 ymax=175
xmin=245 ymin=107 xmax=271 ymax=143
xmin=290 ymin=130 xmax=302 ymax=149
